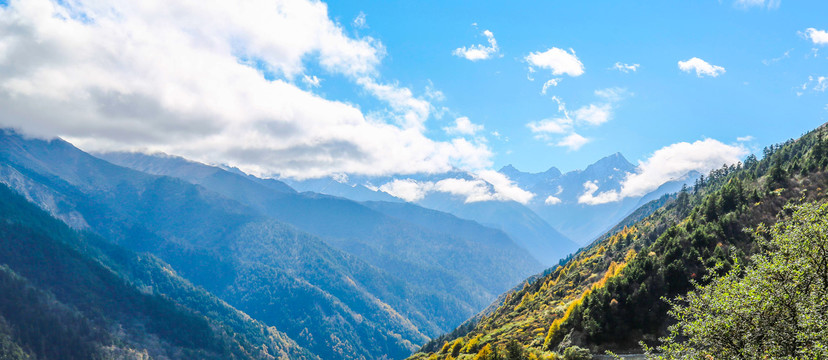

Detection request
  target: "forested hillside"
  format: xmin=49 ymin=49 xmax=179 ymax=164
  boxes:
xmin=98 ymin=151 xmax=544 ymax=329
xmin=0 ymin=183 xmax=316 ymax=360
xmin=0 ymin=131 xmax=432 ymax=359
xmin=408 ymin=124 xmax=828 ymax=359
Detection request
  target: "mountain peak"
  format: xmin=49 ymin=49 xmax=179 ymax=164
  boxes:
xmin=499 ymin=164 xmax=520 ymax=174
xmin=499 ymin=164 xmax=561 ymax=179
xmin=586 ymin=152 xmax=635 ymax=173
xmin=542 ymin=166 xmax=562 ymax=178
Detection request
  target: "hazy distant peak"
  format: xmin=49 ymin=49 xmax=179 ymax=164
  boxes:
xmin=542 ymin=166 xmax=563 ymax=178
xmin=583 ymin=152 xmax=635 ymax=174
xmin=498 ymin=164 xmax=519 ymax=174
xmin=498 ymin=164 xmax=562 ymax=188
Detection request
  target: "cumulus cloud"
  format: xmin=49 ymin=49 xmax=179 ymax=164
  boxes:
xmin=544 ymin=195 xmax=562 ymax=205
xmin=734 ymin=0 xmax=780 ymax=9
xmin=578 ymin=139 xmax=748 ymax=205
xmin=557 ymin=133 xmax=589 ymax=151
xmin=573 ymin=104 xmax=612 ymax=126
xmin=612 ymin=62 xmax=639 ymax=73
xmin=444 ymin=117 xmax=483 ymax=136
xmin=526 ymin=47 xmax=585 ymax=77
xmin=678 ymin=57 xmax=726 ymax=78
xmin=803 ymin=28 xmax=828 ymax=45
xmin=379 ymin=171 xmax=535 ymax=204
xmin=453 ymin=29 xmax=499 ymax=61
xmin=0 ymin=0 xmax=493 ymax=179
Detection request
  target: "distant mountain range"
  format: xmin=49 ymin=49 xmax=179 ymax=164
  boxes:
xmin=98 ymin=151 xmax=544 ymax=314
xmin=500 ymin=153 xmax=698 ymax=243
xmin=286 ymin=152 xmax=697 ymax=263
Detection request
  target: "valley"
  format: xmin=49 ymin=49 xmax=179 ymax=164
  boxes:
xmin=0 ymin=0 xmax=825 ymax=358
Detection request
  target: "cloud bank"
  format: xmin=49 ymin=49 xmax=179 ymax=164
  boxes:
xmin=379 ymin=170 xmax=535 ymax=204
xmin=0 ymin=0 xmax=492 ymax=179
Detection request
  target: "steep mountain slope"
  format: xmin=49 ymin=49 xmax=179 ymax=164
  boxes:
xmin=0 ymin=131 xmax=433 ymax=359
xmin=0 ymin=183 xmax=316 ymax=360
xmin=408 ymin=123 xmax=828 ymax=359
xmin=98 ymin=151 xmax=544 ymax=326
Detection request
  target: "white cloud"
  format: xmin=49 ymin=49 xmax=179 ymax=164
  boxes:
xmin=734 ymin=0 xmax=780 ymax=9
xmin=595 ymin=87 xmax=630 ymax=102
xmin=804 ymin=28 xmax=828 ymax=45
xmin=578 ymin=181 xmax=621 ymax=205
xmin=302 ymin=74 xmax=321 ymax=88
xmin=475 ymin=170 xmax=536 ymax=204
xmin=678 ymin=57 xmax=726 ymax=77
xmin=444 ymin=116 xmax=483 ymax=136
xmin=816 ymin=76 xmax=828 ymax=92
xmin=557 ymin=133 xmax=589 ymax=151
xmin=544 ymin=195 xmax=562 ymax=205
xmin=527 ymin=90 xmax=623 ymax=151
xmin=541 ymin=78 xmax=561 ymax=94
xmin=800 ymin=76 xmax=828 ymax=94
xmin=737 ymin=135 xmax=755 ymax=142
xmin=453 ymin=29 xmax=499 ymax=61
xmin=379 ymin=179 xmax=433 ymax=202
xmin=612 ymin=62 xmax=639 ymax=73
xmin=353 ymin=11 xmax=367 ymax=29
xmin=573 ymin=104 xmax=612 ymax=126
xmin=424 ymin=82 xmax=445 ymax=102
xmin=0 ymin=0 xmax=495 ymax=180
xmin=527 ymin=118 xmax=572 ymax=136
xmin=578 ymin=139 xmax=747 ymax=205
xmin=762 ymin=49 xmax=791 ymax=65
xmin=525 ymin=47 xmax=584 ymax=77
xmin=380 ymin=171 xmax=534 ymax=204
xmin=356 ymin=77 xmax=433 ymax=130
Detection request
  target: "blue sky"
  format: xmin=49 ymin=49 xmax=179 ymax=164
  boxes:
xmin=0 ymin=0 xmax=826 ymax=183
xmin=324 ymin=0 xmax=828 ymax=172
